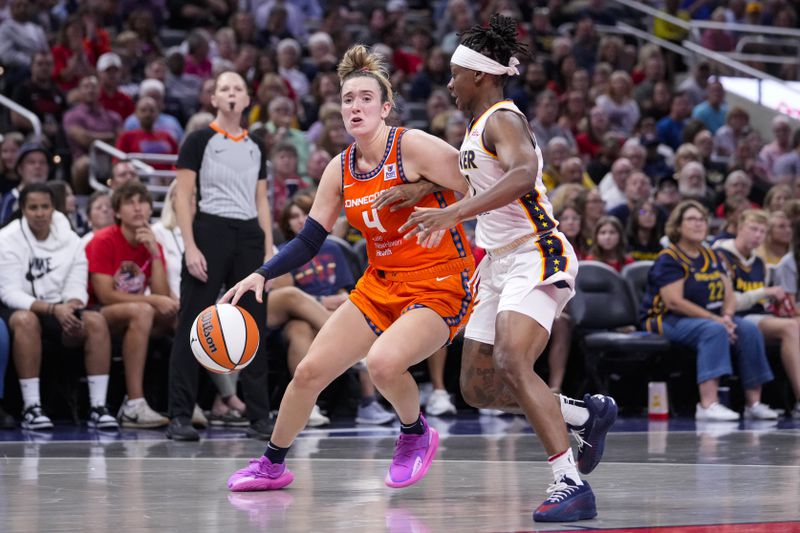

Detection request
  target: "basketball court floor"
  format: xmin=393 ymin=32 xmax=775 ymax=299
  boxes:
xmin=1 ymin=414 xmax=799 ymax=532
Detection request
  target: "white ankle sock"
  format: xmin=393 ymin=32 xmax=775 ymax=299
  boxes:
xmin=19 ymin=378 xmax=41 ymax=408
xmin=548 ymin=448 xmax=582 ymax=485
xmin=87 ymin=375 xmax=109 ymax=407
xmin=558 ymin=394 xmax=589 ymax=426
xmin=126 ymin=397 xmax=146 ymax=408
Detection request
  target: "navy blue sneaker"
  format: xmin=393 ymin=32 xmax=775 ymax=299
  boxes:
xmin=533 ymin=476 xmax=597 ymax=522
xmin=571 ymin=394 xmax=617 ymax=475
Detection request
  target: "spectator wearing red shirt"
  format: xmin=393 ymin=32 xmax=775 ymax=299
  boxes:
xmin=97 ymin=53 xmax=135 ymax=122
xmin=116 ymin=96 xmax=178 ymax=171
xmin=84 ymin=180 xmax=174 ymax=428
xmin=51 ymin=15 xmax=96 ymax=93
xmin=576 ymin=106 xmax=610 ymax=160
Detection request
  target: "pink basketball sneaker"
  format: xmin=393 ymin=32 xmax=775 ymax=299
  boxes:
xmin=228 ymin=457 xmax=294 ymax=492
xmin=385 ymin=415 xmax=439 ymax=488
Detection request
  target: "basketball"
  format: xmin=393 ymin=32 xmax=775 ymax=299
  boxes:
xmin=190 ymin=304 xmax=259 ymax=374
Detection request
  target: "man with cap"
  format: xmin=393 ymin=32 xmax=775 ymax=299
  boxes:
xmin=0 ymin=144 xmax=50 ymax=225
xmin=97 ymin=52 xmax=134 ymax=122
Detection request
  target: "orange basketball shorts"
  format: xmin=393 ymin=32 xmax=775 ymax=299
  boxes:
xmin=349 ymin=262 xmax=475 ymax=343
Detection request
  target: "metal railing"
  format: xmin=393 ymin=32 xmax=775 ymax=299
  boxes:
xmin=731 ymin=35 xmax=800 ymax=66
xmin=611 ymin=22 xmax=692 ymax=58
xmin=89 ymin=140 xmax=175 ymax=210
xmin=0 ymin=94 xmax=42 ymax=140
xmin=690 ymin=19 xmax=800 ymax=39
xmin=608 ymin=0 xmax=800 ymax=107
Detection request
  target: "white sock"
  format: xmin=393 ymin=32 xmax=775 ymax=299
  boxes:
xmin=558 ymin=394 xmax=589 ymax=426
xmin=19 ymin=378 xmax=41 ymax=408
xmin=87 ymin=375 xmax=109 ymax=407
xmin=126 ymin=397 xmax=146 ymax=408
xmin=548 ymin=448 xmax=582 ymax=485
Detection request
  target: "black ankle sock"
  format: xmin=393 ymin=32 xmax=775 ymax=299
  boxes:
xmin=360 ymin=395 xmax=376 ymax=408
xmin=264 ymin=441 xmax=290 ymax=464
xmin=400 ymin=415 xmax=425 ymax=435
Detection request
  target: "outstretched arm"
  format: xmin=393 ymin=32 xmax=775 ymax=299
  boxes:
xmin=400 ymin=111 xmax=538 ymax=239
xmin=220 ymin=157 xmax=344 ymax=304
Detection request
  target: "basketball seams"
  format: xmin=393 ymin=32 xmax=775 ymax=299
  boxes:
xmin=215 ymin=304 xmax=237 ymax=369
xmin=231 ymin=305 xmax=247 ymax=368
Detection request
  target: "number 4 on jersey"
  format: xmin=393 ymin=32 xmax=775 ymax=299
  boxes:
xmin=362 ymin=208 xmax=387 ymax=233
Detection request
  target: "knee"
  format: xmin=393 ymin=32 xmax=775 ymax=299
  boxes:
xmin=82 ymin=310 xmax=109 ymax=337
xmin=365 ymin=352 xmax=405 ymax=389
xmin=702 ymin=321 xmax=729 ymax=341
xmin=9 ymin=310 xmax=41 ymax=335
xmin=284 ymin=319 xmax=314 ymax=339
xmin=735 ymin=319 xmax=762 ymax=342
xmin=130 ymin=303 xmax=155 ymax=328
xmin=492 ymin=347 xmax=527 ymax=387
xmin=293 ymin=357 xmax=327 ymax=392
xmin=775 ymin=319 xmax=800 ymax=342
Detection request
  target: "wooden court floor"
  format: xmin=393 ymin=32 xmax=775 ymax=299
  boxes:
xmin=1 ymin=414 xmax=799 ymax=532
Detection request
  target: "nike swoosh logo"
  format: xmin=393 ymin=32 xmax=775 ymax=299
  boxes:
xmin=343 ymin=183 xmax=355 ymax=189
xmin=436 ymin=276 xmax=452 ymax=282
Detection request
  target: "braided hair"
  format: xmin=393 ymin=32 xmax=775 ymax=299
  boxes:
xmin=459 ymin=14 xmax=528 ymax=70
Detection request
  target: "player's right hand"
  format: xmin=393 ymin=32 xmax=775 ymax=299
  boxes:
xmin=185 ymin=245 xmax=208 ymax=282
xmin=220 ymin=272 xmax=273 ymax=305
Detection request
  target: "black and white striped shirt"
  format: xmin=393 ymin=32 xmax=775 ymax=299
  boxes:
xmin=177 ymin=124 xmax=266 ymax=220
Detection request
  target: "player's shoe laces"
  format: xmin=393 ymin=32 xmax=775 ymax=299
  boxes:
xmin=21 ymin=404 xmax=53 ymax=430
xmin=228 ymin=457 xmax=294 ymax=492
xmin=533 ymin=476 xmax=597 ymax=522
xmin=385 ymin=415 xmax=439 ymax=488
xmin=570 ymin=394 xmax=617 ymax=475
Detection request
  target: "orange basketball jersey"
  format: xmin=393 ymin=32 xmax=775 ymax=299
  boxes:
xmin=342 ymin=127 xmax=472 ymax=273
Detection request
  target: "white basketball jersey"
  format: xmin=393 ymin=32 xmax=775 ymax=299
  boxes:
xmin=459 ymin=100 xmax=557 ymax=250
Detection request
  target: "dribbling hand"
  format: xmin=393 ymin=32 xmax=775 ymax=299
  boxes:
xmin=220 ymin=272 xmax=273 ymax=305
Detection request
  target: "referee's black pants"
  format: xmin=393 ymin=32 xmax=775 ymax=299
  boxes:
xmin=169 ymin=212 xmax=270 ymax=422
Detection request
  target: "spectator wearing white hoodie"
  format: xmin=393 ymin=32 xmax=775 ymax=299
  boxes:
xmin=0 ymin=183 xmax=117 ymax=430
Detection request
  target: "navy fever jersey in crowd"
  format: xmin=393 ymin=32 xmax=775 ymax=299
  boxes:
xmin=280 ymin=239 xmax=355 ymax=297
xmin=716 ymin=249 xmax=768 ymax=315
xmin=640 ymin=244 xmax=727 ymax=333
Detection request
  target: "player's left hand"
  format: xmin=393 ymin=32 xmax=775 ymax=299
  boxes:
xmin=220 ymin=272 xmax=273 ymax=305
xmin=400 ymin=206 xmax=461 ymax=246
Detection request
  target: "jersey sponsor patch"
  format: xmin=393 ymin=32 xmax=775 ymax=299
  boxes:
xmin=384 ymin=163 xmax=397 ymax=181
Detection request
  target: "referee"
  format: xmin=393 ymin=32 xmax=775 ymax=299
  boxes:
xmin=167 ymin=71 xmax=274 ymax=441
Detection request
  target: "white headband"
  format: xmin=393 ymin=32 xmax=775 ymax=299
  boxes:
xmin=450 ymin=45 xmax=520 ymax=77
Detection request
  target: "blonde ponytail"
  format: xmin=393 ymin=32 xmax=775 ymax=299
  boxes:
xmin=337 ymin=45 xmax=395 ymax=108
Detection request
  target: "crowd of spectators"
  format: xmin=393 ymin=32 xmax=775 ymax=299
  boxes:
xmin=1 ymin=0 xmax=800 ymax=430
